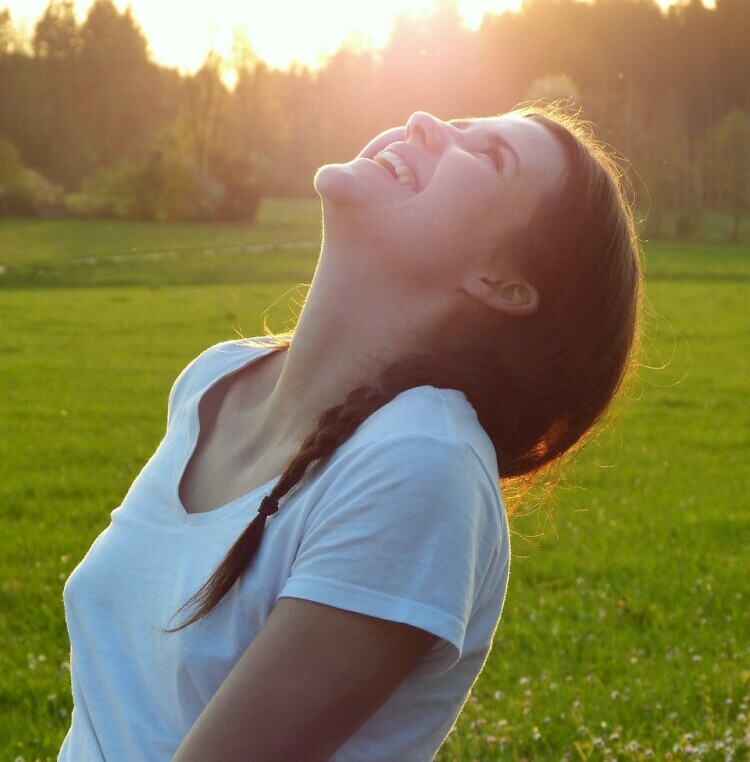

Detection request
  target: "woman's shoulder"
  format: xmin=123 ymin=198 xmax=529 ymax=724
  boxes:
xmin=349 ymin=386 xmax=499 ymax=483
xmin=192 ymin=336 xmax=282 ymax=367
xmin=166 ymin=336 xmax=279 ymax=423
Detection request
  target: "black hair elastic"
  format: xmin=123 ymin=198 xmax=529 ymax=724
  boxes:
xmin=257 ymin=495 xmax=279 ymax=517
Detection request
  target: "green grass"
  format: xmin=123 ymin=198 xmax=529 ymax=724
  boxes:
xmin=0 ymin=198 xmax=321 ymax=289
xmin=0 ymin=198 xmax=321 ymax=265
xmin=1 ymin=209 xmax=748 ymax=761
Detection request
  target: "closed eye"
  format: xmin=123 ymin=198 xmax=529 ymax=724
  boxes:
xmin=450 ymin=119 xmax=520 ymax=177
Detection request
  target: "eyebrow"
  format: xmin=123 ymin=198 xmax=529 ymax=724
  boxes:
xmin=449 ymin=119 xmax=521 ymax=176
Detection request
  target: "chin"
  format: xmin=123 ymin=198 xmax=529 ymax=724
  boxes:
xmin=314 ymin=162 xmax=371 ymax=208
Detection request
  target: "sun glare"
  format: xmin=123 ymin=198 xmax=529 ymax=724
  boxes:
xmin=7 ymin=0 xmax=703 ymax=73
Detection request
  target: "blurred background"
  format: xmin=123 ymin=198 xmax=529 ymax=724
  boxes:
xmin=0 ymin=0 xmax=748 ymax=241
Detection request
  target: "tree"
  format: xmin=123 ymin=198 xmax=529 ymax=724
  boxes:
xmin=713 ymin=0 xmax=750 ymax=113
xmin=713 ymin=110 xmax=750 ymax=242
xmin=33 ymin=0 xmax=79 ymax=60
xmin=182 ymin=53 xmax=228 ymax=174
xmin=271 ymin=65 xmax=323 ymax=195
xmin=382 ymin=3 xmax=478 ymax=122
xmin=633 ymin=96 xmax=690 ymax=238
xmin=0 ymin=8 xmax=18 ymax=55
xmin=78 ymin=0 xmax=160 ymax=168
xmin=317 ymin=47 xmax=380 ymax=163
xmin=28 ymin=1 xmax=82 ymax=187
xmin=179 ymin=54 xmax=263 ymax=221
xmin=228 ymin=60 xmax=289 ymax=192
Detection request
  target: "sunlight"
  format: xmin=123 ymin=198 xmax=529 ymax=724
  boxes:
xmin=165 ymin=0 xmax=482 ymax=71
xmin=6 ymin=0 xmax=712 ymax=72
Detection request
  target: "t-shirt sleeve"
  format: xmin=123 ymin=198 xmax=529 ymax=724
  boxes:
xmin=166 ymin=340 xmax=260 ymax=428
xmin=278 ymin=433 xmax=504 ymax=676
xmin=165 ymin=345 xmax=218 ymax=428
xmin=166 ymin=361 xmax=194 ymax=428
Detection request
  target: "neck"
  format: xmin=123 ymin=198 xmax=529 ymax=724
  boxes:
xmin=255 ymin=231 xmax=445 ymax=444
xmin=273 ymin=260 xmax=409 ymax=418
xmin=245 ymin=179 xmax=477 ymax=447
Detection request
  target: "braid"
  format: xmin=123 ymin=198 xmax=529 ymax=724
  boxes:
xmin=271 ymin=385 xmax=385 ymax=501
xmin=165 ymin=373 xmax=411 ymax=632
xmin=167 ymin=108 xmax=642 ymax=631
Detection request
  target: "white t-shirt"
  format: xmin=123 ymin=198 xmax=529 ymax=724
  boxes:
xmin=59 ymin=339 xmax=511 ymax=762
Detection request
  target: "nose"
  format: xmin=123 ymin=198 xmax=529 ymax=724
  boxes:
xmin=406 ymin=111 xmax=447 ymax=153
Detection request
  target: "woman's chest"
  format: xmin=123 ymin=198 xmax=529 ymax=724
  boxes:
xmin=65 ymin=491 xmax=308 ymax=701
xmin=178 ymin=372 xmax=295 ymax=516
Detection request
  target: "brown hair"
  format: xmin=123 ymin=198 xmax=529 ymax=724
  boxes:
xmin=166 ymin=106 xmax=642 ymax=632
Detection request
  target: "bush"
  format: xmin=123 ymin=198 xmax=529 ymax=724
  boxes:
xmin=0 ymin=136 xmax=63 ymax=216
xmin=0 ymin=135 xmax=26 ymax=184
xmin=211 ymin=156 xmax=262 ymax=223
xmin=72 ymin=138 xmax=262 ymax=223
xmin=67 ymin=164 xmax=136 ymax=218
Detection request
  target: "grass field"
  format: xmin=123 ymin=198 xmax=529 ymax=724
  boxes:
xmin=1 ymin=203 xmax=749 ymax=761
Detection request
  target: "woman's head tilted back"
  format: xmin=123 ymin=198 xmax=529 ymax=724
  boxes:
xmin=168 ymin=105 xmax=642 ymax=630
xmin=320 ymin=105 xmax=642 ymax=481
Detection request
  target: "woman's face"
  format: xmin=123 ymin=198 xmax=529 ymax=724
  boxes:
xmin=314 ymin=111 xmax=567 ymax=288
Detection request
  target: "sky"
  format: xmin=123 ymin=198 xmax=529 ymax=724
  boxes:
xmin=5 ymin=0 xmax=704 ymax=73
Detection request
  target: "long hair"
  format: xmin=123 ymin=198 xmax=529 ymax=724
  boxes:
xmin=166 ymin=106 xmax=642 ymax=632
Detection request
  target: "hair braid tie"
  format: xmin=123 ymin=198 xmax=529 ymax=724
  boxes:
xmin=169 ymin=377 xmax=400 ymax=631
xmin=257 ymin=495 xmax=279 ymax=517
xmin=165 ymin=493 xmax=282 ymax=632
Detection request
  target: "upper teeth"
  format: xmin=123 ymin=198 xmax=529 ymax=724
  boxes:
xmin=374 ymin=149 xmax=417 ymax=191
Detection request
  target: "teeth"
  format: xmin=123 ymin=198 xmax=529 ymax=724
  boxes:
xmin=374 ymin=148 xmax=417 ymax=192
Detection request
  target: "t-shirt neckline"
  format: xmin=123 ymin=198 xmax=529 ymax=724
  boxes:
xmin=174 ymin=341 xmax=283 ymax=524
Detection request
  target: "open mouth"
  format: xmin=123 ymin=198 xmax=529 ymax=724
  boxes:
xmin=373 ymin=147 xmax=418 ymax=192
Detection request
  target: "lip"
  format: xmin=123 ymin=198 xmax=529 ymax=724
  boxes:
xmin=359 ymin=156 xmax=405 ymax=193
xmin=357 ymin=126 xmax=407 ymax=161
xmin=372 ymin=142 xmax=428 ymax=194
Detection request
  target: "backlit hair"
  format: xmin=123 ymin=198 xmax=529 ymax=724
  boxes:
xmin=167 ymin=105 xmax=642 ymax=632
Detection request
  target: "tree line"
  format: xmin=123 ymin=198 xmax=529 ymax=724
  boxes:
xmin=0 ymin=0 xmax=748 ymax=238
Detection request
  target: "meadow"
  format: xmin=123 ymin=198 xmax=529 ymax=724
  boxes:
xmin=1 ymin=201 xmax=748 ymax=761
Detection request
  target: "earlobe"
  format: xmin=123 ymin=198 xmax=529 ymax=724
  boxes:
xmin=464 ymin=275 xmax=539 ymax=317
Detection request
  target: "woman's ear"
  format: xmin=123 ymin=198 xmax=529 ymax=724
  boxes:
xmin=463 ymin=274 xmax=539 ymax=316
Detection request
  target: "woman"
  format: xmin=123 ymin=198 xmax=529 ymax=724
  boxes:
xmin=59 ymin=108 xmax=641 ymax=761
